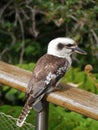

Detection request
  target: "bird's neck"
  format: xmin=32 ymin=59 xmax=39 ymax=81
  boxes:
xmin=64 ymin=54 xmax=72 ymax=66
xmin=47 ymin=53 xmax=72 ymax=66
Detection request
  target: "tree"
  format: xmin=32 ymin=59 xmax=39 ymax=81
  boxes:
xmin=0 ymin=0 xmax=98 ymax=71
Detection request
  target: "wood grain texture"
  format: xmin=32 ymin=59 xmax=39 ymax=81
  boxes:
xmin=0 ymin=61 xmax=98 ymax=120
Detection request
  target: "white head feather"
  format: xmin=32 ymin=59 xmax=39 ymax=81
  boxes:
xmin=47 ymin=37 xmax=76 ymax=58
xmin=47 ymin=37 xmax=87 ymax=64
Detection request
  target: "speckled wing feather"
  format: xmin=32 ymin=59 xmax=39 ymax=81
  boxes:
xmin=27 ymin=54 xmax=70 ymax=94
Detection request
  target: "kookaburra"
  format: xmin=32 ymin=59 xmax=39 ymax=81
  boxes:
xmin=16 ymin=37 xmax=87 ymax=127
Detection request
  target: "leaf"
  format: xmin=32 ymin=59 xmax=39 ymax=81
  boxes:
xmin=18 ymin=92 xmax=25 ymax=99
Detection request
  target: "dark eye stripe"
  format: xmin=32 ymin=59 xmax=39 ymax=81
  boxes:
xmin=66 ymin=44 xmax=75 ymax=47
xmin=57 ymin=43 xmax=65 ymax=50
xmin=66 ymin=44 xmax=73 ymax=47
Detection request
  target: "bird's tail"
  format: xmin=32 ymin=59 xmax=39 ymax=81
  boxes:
xmin=16 ymin=102 xmax=32 ymax=127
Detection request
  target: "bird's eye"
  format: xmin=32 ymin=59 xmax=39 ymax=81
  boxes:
xmin=66 ymin=44 xmax=74 ymax=47
xmin=66 ymin=44 xmax=76 ymax=47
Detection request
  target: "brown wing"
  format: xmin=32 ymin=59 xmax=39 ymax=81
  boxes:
xmin=26 ymin=54 xmax=69 ymax=95
xmin=33 ymin=54 xmax=68 ymax=80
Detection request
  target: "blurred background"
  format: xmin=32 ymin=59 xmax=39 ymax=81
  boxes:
xmin=0 ymin=0 xmax=98 ymax=130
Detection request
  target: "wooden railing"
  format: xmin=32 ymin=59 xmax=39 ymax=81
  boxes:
xmin=0 ymin=61 xmax=98 ymax=130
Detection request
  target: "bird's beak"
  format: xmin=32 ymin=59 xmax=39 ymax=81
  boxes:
xmin=74 ymin=47 xmax=87 ymax=55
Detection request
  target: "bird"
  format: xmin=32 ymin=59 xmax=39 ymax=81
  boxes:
xmin=16 ymin=37 xmax=87 ymax=127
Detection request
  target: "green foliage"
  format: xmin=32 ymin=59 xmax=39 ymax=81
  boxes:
xmin=1 ymin=85 xmax=25 ymax=104
xmin=62 ymin=67 xmax=98 ymax=93
xmin=17 ymin=62 xmax=35 ymax=71
xmin=0 ymin=0 xmax=98 ymax=70
xmin=0 ymin=105 xmax=36 ymax=125
xmin=0 ymin=104 xmax=98 ymax=130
